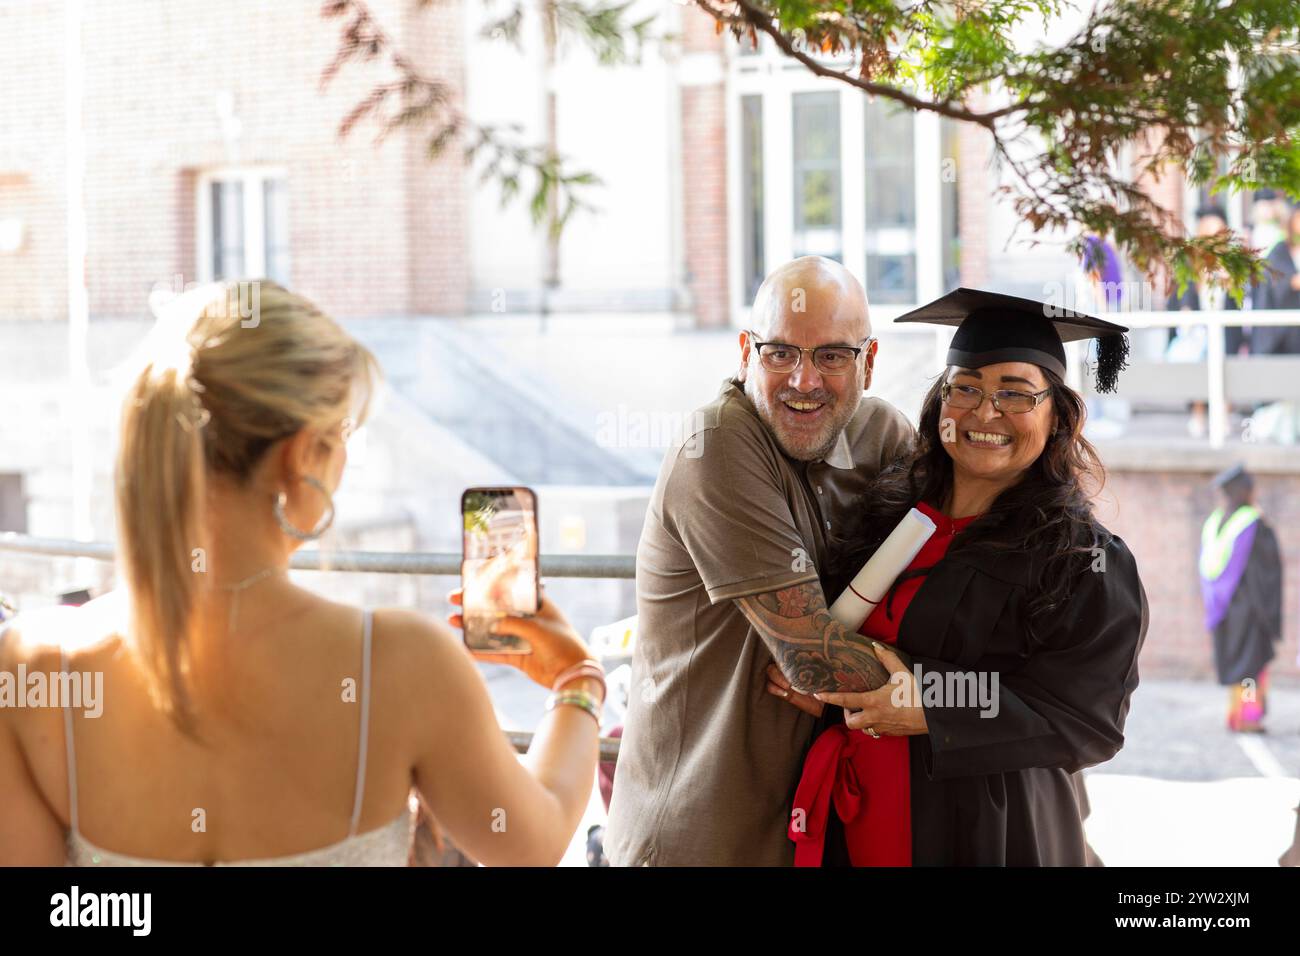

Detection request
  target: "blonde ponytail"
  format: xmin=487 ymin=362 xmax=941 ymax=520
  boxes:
xmin=116 ymin=359 xmax=208 ymax=733
xmin=114 ymin=281 xmax=380 ymax=733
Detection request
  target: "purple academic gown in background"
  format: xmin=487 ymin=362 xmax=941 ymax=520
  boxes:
xmin=1200 ymin=518 xmax=1284 ymax=686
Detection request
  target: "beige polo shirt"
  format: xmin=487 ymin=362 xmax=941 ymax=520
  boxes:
xmin=604 ymin=377 xmax=914 ymax=866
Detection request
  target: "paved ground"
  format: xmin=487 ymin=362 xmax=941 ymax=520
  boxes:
xmin=480 ymin=667 xmax=1300 ymax=866
xmin=1103 ymin=676 xmax=1300 ymax=781
xmin=1083 ymin=677 xmax=1300 ymax=867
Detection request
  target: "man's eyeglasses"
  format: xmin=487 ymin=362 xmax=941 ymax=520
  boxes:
xmin=747 ymin=332 xmax=875 ymax=376
xmin=941 ymin=381 xmax=1051 ymax=414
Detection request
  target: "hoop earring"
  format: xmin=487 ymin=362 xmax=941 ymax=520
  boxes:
xmin=274 ymin=475 xmax=335 ymax=542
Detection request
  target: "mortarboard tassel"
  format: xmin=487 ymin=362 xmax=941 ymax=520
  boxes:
xmin=1093 ymin=332 xmax=1130 ymax=394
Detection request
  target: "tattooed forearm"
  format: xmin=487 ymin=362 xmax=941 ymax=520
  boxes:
xmin=736 ymin=583 xmax=893 ymax=694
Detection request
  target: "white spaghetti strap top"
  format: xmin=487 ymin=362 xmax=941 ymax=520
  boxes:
xmin=348 ymin=607 xmax=373 ymax=838
xmin=64 ymin=609 xmax=414 ymax=866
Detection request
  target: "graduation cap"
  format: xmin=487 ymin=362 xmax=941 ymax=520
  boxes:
xmin=1210 ymin=462 xmax=1251 ymax=489
xmin=894 ymin=287 xmax=1131 ymax=393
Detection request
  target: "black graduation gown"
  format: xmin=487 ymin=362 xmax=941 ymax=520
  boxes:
xmin=891 ymin=529 xmax=1148 ymax=866
xmin=1256 ymin=242 xmax=1300 ymax=354
xmin=1211 ymin=520 xmax=1283 ymax=685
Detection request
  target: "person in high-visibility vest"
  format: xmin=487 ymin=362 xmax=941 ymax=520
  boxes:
xmin=1199 ymin=464 xmax=1284 ymax=733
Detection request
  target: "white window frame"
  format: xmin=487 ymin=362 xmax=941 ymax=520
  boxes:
xmin=195 ymin=166 xmax=288 ymax=283
xmin=727 ymin=54 xmax=944 ymax=325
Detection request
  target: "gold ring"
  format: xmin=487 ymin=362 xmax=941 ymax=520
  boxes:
xmin=866 ymin=727 xmax=880 ymax=738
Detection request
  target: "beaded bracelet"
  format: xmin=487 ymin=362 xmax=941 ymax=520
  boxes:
xmin=551 ymin=659 xmax=607 ymax=704
xmin=546 ymin=688 xmax=602 ymax=724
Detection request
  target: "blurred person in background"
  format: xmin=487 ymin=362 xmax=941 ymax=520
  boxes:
xmin=1255 ymin=206 xmax=1300 ymax=355
xmin=1249 ymin=189 xmax=1288 ymax=262
xmin=0 ymin=281 xmax=600 ymax=866
xmin=1198 ymin=464 xmax=1283 ymax=734
xmin=1082 ymin=233 xmax=1124 ymax=313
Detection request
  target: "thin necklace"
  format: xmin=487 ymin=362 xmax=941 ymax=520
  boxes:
xmin=216 ymin=565 xmax=287 ymax=633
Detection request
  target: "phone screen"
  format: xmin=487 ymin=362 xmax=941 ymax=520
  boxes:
xmin=460 ymin=487 xmax=539 ymax=654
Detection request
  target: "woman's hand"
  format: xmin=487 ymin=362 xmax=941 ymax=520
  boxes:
xmin=447 ymin=588 xmax=593 ymax=690
xmin=765 ymin=663 xmax=824 ymax=718
xmin=813 ymin=642 xmax=929 ymax=737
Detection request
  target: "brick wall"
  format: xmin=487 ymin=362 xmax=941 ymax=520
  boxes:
xmin=681 ymin=79 xmax=729 ymax=328
xmin=678 ymin=5 xmax=729 ymax=328
xmin=402 ymin=0 xmax=468 ymax=316
xmin=1131 ymin=127 xmax=1185 ymax=235
xmin=680 ymin=1 xmax=724 ymax=53
xmin=956 ymin=92 xmax=991 ymax=288
xmin=1130 ymin=126 xmax=1186 ymax=299
xmin=0 ymin=0 xmax=470 ymax=322
xmin=1096 ymin=466 xmax=1300 ymax=683
xmin=0 ymin=1 xmax=68 ymax=321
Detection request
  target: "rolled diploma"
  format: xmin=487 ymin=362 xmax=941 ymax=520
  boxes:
xmin=827 ymin=507 xmax=937 ymax=631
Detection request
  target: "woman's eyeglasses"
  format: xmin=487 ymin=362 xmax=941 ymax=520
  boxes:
xmin=941 ymin=381 xmax=1051 ymax=414
xmin=747 ymin=332 xmax=875 ymax=376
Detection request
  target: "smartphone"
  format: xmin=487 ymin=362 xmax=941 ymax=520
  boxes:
xmin=460 ymin=486 xmax=539 ymax=654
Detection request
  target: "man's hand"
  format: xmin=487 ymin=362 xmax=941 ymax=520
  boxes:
xmin=765 ymin=662 xmax=824 ymax=718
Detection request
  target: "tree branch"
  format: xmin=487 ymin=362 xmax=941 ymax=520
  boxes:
xmin=714 ymin=0 xmax=1017 ymax=128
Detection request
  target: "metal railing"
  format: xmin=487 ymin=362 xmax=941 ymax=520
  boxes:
xmin=0 ymin=534 xmax=636 ymax=580
xmin=1089 ymin=307 xmax=1300 ymax=449
xmin=0 ymin=534 xmax=631 ymax=761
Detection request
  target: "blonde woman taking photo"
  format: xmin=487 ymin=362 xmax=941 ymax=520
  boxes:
xmin=0 ymin=282 xmax=600 ymax=867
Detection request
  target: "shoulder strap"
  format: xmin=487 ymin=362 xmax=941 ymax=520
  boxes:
xmin=347 ymin=610 xmax=373 ymax=837
xmin=60 ymin=648 xmax=79 ymax=835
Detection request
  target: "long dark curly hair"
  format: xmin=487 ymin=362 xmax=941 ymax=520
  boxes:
xmin=827 ymin=367 xmax=1110 ymax=631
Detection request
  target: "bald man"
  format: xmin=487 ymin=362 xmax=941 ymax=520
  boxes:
xmin=605 ymin=257 xmax=915 ymax=866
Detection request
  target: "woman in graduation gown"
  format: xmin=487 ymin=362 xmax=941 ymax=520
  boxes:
xmin=1199 ymin=464 xmax=1284 ymax=733
xmin=767 ymin=288 xmax=1148 ymax=866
